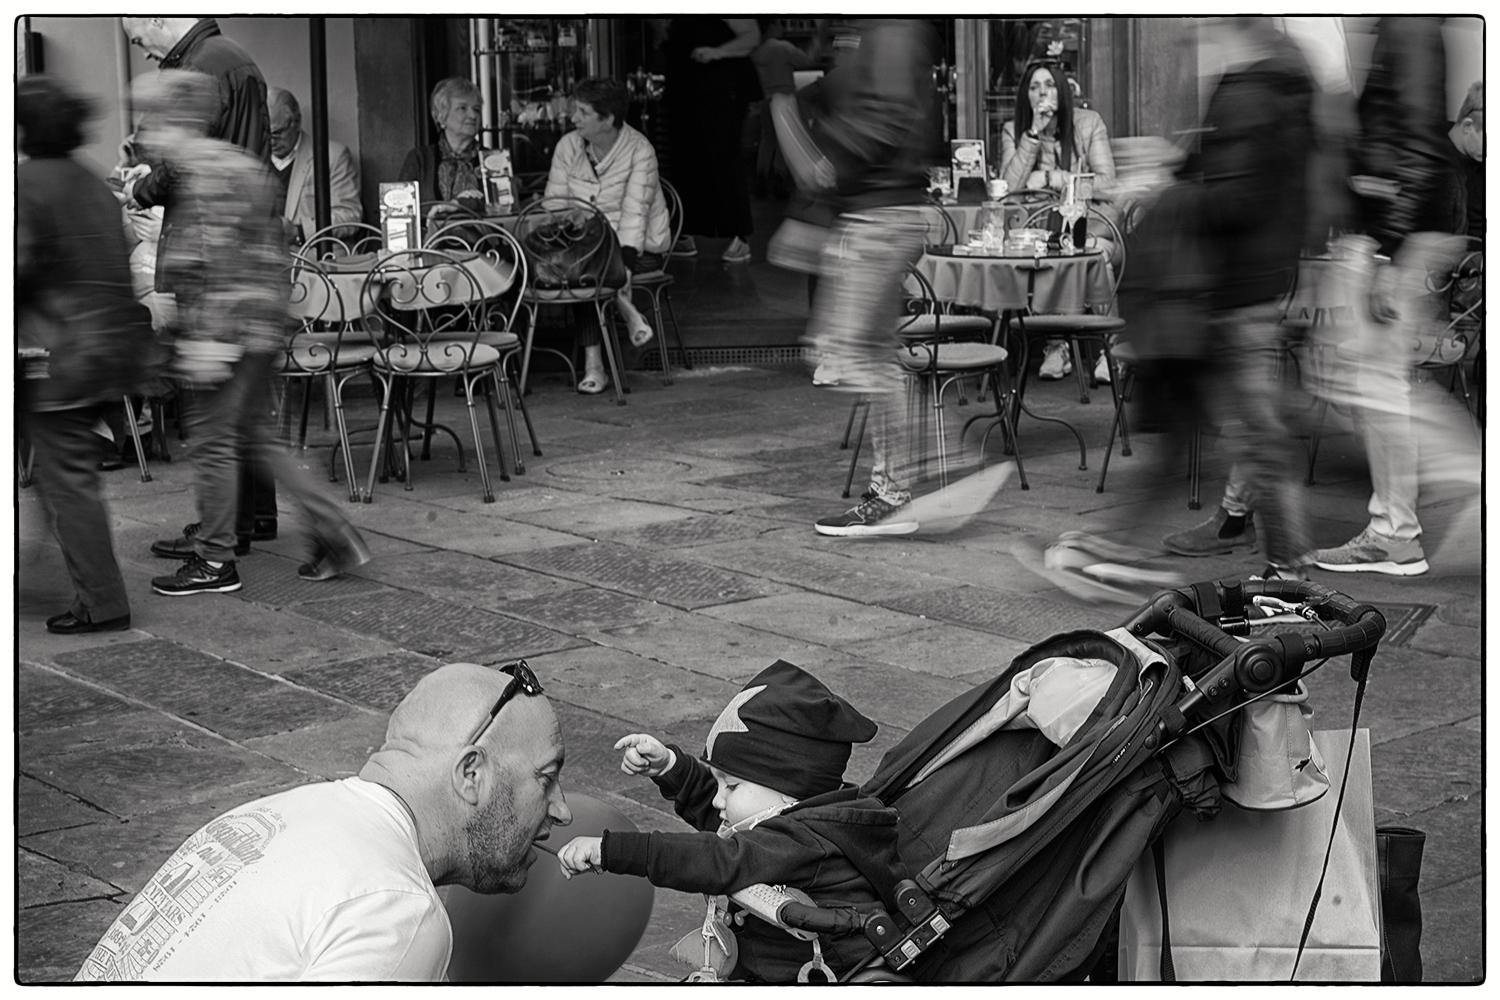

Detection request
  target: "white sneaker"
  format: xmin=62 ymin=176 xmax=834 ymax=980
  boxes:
xmin=812 ymin=358 xmax=842 ymax=386
xmin=1093 ymin=352 xmax=1111 ymax=384
xmin=722 ymin=236 xmax=751 ymax=264
xmin=1038 ymin=342 xmax=1073 ymax=380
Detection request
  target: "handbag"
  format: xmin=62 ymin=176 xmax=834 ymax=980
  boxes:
xmin=515 ymin=196 xmax=627 ymax=292
xmin=1118 ymin=729 xmax=1381 ymax=982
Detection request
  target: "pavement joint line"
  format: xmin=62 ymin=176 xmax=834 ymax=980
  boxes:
xmin=24 ymin=659 xmax=325 ymax=776
xmin=18 ymin=844 xmax=128 ymax=898
xmin=18 ymin=772 xmax=127 ymax=823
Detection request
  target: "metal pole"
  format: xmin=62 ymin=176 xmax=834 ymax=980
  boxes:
xmin=115 ymin=17 xmax=135 ymax=144
xmin=476 ymin=18 xmax=495 ymax=149
xmin=309 ymin=16 xmax=331 ymax=232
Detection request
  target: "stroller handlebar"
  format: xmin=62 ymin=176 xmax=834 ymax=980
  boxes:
xmin=1121 ymin=579 xmax=1386 ymax=725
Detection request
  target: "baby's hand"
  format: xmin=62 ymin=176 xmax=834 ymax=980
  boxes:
xmin=557 ymin=836 xmax=603 ymax=879
xmin=615 ymin=733 xmax=674 ymax=777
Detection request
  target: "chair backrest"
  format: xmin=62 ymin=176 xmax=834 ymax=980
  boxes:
xmin=659 ymin=178 xmax=685 ymax=251
xmin=283 ymin=260 xmax=355 ymax=373
xmin=1024 ymin=203 xmax=1127 ymax=299
xmin=425 ymin=219 xmax=528 ymax=337
xmin=362 ymin=248 xmax=491 ymax=373
xmin=297 ymin=223 xmax=383 ymax=263
xmin=917 ymin=197 xmax=960 ymax=246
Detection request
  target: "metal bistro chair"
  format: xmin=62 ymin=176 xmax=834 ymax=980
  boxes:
xmin=424 ymin=219 xmax=543 ymax=468
xmin=297 ymin=222 xmax=384 ymax=264
xmin=361 ymin=248 xmax=519 ymax=504
xmin=1018 ymin=203 xmax=1127 ymax=405
xmin=627 ymin=178 xmax=692 ymax=384
xmin=843 ymin=264 xmax=1028 ymax=497
xmin=275 ymin=259 xmax=377 ymax=502
xmin=514 ymin=196 xmax=631 ymax=404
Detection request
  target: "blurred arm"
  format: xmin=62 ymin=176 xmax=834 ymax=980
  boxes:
xmin=1080 ymin=113 xmax=1117 ymax=189
xmin=710 ymin=19 xmax=761 ymax=60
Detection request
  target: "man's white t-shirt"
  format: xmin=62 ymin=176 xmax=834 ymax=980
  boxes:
xmin=75 ymin=777 xmax=452 ymax=982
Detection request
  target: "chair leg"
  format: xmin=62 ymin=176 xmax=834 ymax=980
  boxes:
xmin=331 ymin=370 xmax=362 ymax=502
xmin=843 ymin=401 xmax=869 ymax=499
xmin=492 ymin=367 xmax=527 ymax=473
xmin=597 ymin=300 xmax=627 ymax=405
xmin=123 ymin=395 xmax=152 ymax=482
xmin=931 ymin=374 xmax=950 ymax=491
xmin=1305 ymin=396 xmax=1329 ymax=486
xmin=646 ymin=288 xmax=672 ymax=385
xmin=363 ymin=373 xmax=395 ymax=503
xmin=504 ymin=353 xmax=544 ymax=457
xmin=840 ymin=398 xmax=862 ymax=449
xmin=1069 ymin=337 xmax=1091 ymax=404
xmin=462 ymin=376 xmax=496 ymax=503
xmin=1188 ymin=426 xmax=1202 ymax=510
xmin=1096 ymin=364 xmax=1132 ymax=493
xmin=518 ymin=303 xmax=538 ymax=395
xmin=665 ymin=291 xmax=690 ymax=369
xmin=991 ymin=364 xmax=1028 ymax=490
xmin=480 ymin=372 xmax=511 ymax=483
xmin=296 ymin=376 xmax=314 ymax=450
xmin=420 ymin=379 xmax=438 ymax=460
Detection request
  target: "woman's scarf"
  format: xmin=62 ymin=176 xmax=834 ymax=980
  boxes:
xmin=436 ymin=134 xmax=482 ymax=203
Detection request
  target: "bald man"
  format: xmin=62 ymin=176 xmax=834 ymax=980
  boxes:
xmin=75 ymin=662 xmax=571 ymax=982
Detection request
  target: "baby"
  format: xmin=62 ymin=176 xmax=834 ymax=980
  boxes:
xmin=557 ymin=659 xmax=902 ymax=983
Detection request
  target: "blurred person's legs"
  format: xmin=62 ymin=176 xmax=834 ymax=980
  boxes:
xmin=1163 ymin=303 xmax=1309 ymax=572
xmin=1314 ymin=232 xmax=1466 ymax=575
xmin=813 ymin=209 xmax=926 ymax=536
xmin=27 ymin=405 xmax=133 ymax=632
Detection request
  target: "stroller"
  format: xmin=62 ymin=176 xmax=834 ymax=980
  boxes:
xmin=721 ymin=577 xmax=1386 ymax=983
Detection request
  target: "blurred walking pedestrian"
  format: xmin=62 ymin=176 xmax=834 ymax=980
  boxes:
xmin=131 ymin=70 xmax=370 ymax=597
xmin=1310 ymin=17 xmax=1475 ymax=576
xmin=800 ymin=19 xmax=941 ymax=537
xmin=18 ymin=77 xmax=156 ymax=633
xmin=1157 ymin=16 xmax=1317 ymax=579
xmin=663 ymin=17 xmax=762 ymax=263
xmin=120 ymin=15 xmax=280 ymax=553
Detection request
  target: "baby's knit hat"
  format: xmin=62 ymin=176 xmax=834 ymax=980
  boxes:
xmin=703 ymin=660 xmax=877 ymax=799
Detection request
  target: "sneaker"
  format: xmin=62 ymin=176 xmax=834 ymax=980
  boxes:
xmin=811 ymin=358 xmax=842 ymax=387
xmin=298 ymin=526 xmax=374 ymax=582
xmin=152 ymin=555 xmax=242 ymax=596
xmin=152 ymin=522 xmax=251 ymax=559
xmin=1162 ymin=508 xmax=1258 ymax=557
xmin=1252 ymin=562 xmax=1311 ymax=582
xmin=1038 ymin=341 xmax=1073 ymax=380
xmin=814 ymin=491 xmax=919 ymax=537
xmin=1313 ymin=527 xmax=1429 ymax=576
xmin=1093 ymin=352 xmax=1112 ymax=384
xmin=670 ymin=235 xmax=699 ymax=258
xmin=722 ymin=236 xmax=751 ymax=264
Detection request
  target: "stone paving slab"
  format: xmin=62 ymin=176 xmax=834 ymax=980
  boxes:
xmin=677 ymin=536 xmax=947 ymax=604
xmin=51 ymin=639 xmax=353 ymax=742
xmin=19 ymin=848 xmax=121 ymax=907
xmin=19 ymin=663 xmax=139 ymax=735
xmin=700 ymin=592 xmax=934 ymax=646
xmin=241 ymin=711 xmax=390 ymax=780
xmin=1419 ymin=876 xmax=1483 ymax=982
xmin=18 ymin=777 xmax=117 ymax=836
xmin=352 ymin=549 xmax=584 ymax=609
xmin=836 ymin=536 xmax=1055 ymax=596
xmin=837 ymin=624 xmax=1032 ymax=680
xmin=601 ymin=514 xmax=782 ymax=549
xmin=543 ymin=451 xmax=761 ymax=485
xmin=281 ymin=650 xmax=446 ymax=713
xmin=503 ymin=496 xmax=699 ymax=536
xmin=18 ymin=898 xmax=123 ymax=983
xmin=1303 ymin=647 xmax=1479 ymax=747
xmin=415 ymin=481 xmax=596 ymax=516
xmin=499 ymin=587 xmax=682 ymax=633
xmin=702 ymin=462 xmax=852 ymax=500
xmin=233 ymin=553 xmax=391 ymax=608
xmin=793 ymin=654 xmax=970 ymax=733
xmin=879 ymin=586 xmax=1108 ymax=642
xmin=496 ymin=541 xmax=786 ymax=610
xmin=291 ymin=590 xmax=589 ymax=662
xmin=1433 ymin=594 xmax=1481 ymax=627
xmin=1404 ymin=619 xmax=1480 ymax=660
xmin=1375 ymin=792 xmax=1482 ymax=891
xmin=343 ymin=498 xmax=588 ymax=556
xmin=24 ymin=711 xmax=313 ymax=819
xmin=590 ymin=614 xmax=835 ymax=685
xmin=528 ymin=646 xmax=742 ymax=730
xmin=1368 ymin=724 xmax=1481 ymax=817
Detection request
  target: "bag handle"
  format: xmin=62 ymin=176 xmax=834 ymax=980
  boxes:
xmin=1152 ymin=838 xmax=1176 ymax=982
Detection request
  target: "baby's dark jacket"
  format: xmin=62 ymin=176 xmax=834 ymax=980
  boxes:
xmin=600 ymin=744 xmax=904 ymax=983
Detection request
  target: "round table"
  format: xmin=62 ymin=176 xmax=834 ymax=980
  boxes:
xmin=911 ymin=246 xmax=1114 ymax=315
xmin=306 ymin=249 xmax=518 ymax=321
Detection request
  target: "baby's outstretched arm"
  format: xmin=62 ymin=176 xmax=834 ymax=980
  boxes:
xmin=615 ymin=733 xmax=675 ymax=777
xmin=557 ymin=836 xmax=603 ymax=879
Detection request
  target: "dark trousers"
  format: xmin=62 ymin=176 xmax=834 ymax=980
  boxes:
xmin=26 ymin=405 xmax=131 ymax=622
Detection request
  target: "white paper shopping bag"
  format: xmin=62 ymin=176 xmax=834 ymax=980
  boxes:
xmin=1118 ymin=729 xmax=1380 ymax=982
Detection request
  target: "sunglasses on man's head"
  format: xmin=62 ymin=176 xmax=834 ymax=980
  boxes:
xmin=465 ymin=659 xmax=543 ymax=747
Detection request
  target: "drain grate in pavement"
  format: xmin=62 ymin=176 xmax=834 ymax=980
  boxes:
xmin=1366 ymin=602 xmax=1438 ymax=647
xmin=496 ymin=542 xmax=777 ymax=609
xmin=880 ymin=587 xmax=1108 ymax=642
xmin=290 ymin=590 xmax=588 ymax=661
xmin=49 ymin=639 xmax=350 ymax=741
xmin=282 ymin=651 xmax=443 ymax=713
xmin=234 ymin=557 xmax=389 ymax=609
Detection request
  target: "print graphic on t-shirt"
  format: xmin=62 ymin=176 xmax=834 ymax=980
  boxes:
xmin=77 ymin=808 xmax=286 ymax=981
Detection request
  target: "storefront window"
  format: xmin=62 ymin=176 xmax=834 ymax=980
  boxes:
xmin=477 ymin=18 xmax=592 ymax=172
xmin=984 ymin=18 xmax=1090 ymax=139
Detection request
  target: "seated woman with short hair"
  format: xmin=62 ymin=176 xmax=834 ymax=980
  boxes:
xmin=400 ymin=76 xmax=487 ymax=226
xmin=544 ymin=77 xmax=671 ymax=394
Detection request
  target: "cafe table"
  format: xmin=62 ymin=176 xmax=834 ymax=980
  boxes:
xmin=910 ymin=245 xmax=1115 ymax=469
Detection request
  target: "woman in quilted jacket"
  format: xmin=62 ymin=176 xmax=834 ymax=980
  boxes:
xmin=545 ymin=77 xmax=672 ymax=393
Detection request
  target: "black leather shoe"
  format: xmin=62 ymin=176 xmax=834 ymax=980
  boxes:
xmin=46 ymin=611 xmax=132 ymax=634
xmin=151 ymin=522 xmax=251 ymax=559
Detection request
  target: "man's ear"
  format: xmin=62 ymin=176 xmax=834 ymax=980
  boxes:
xmin=452 ymin=747 xmax=486 ymax=806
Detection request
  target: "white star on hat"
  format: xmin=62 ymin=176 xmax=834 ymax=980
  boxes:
xmin=705 ymin=684 xmax=766 ymax=759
